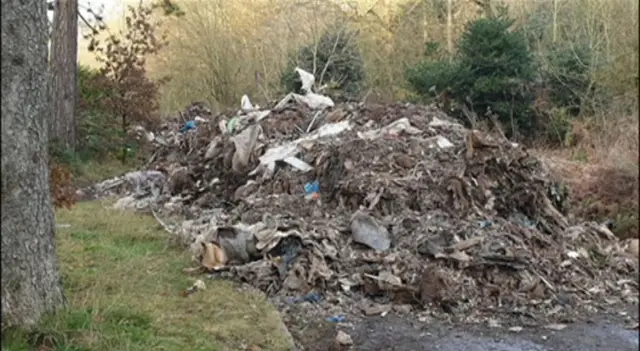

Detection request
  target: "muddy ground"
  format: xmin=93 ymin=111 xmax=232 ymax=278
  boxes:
xmin=291 ymin=304 xmax=639 ymax=351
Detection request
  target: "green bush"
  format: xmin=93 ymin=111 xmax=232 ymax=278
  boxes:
xmin=405 ymin=60 xmax=467 ymax=99
xmin=281 ymin=25 xmax=365 ymax=100
xmin=406 ymin=15 xmax=537 ymax=138
xmin=76 ymin=66 xmax=123 ymax=161
xmin=50 ymin=66 xmax=124 ymax=170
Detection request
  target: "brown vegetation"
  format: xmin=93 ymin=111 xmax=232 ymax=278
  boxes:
xmin=50 ymin=163 xmax=77 ymax=210
xmin=537 ymin=113 xmax=639 ymax=239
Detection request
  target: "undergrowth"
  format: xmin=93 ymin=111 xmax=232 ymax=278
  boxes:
xmin=537 ymin=113 xmax=639 ymax=239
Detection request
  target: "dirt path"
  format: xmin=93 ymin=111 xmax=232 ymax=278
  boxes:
xmin=347 ymin=315 xmax=638 ymax=351
xmin=292 ymin=306 xmax=639 ymax=351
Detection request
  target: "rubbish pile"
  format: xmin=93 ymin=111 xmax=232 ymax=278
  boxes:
xmin=86 ymin=70 xmax=638 ymax=324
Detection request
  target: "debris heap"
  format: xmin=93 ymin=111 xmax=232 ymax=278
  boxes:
xmin=87 ymin=90 xmax=638 ymax=323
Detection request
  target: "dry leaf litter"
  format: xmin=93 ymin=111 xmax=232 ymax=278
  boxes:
xmin=80 ymin=71 xmax=639 ymax=328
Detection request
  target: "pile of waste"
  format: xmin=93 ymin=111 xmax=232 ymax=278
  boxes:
xmin=85 ymin=69 xmax=638 ymax=323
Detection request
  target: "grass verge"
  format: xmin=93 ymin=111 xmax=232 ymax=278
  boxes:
xmin=2 ymin=200 xmax=293 ymax=351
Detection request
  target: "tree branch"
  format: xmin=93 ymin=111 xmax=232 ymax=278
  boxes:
xmin=77 ymin=11 xmax=99 ymax=34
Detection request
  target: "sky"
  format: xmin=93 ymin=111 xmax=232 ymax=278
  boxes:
xmin=81 ymin=0 xmax=128 ymax=19
xmin=70 ymin=0 xmax=133 ymax=66
xmin=47 ymin=0 xmax=126 ymax=23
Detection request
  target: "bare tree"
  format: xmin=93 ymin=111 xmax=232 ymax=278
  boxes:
xmin=49 ymin=0 xmax=79 ymax=149
xmin=446 ymin=0 xmax=453 ymax=59
xmin=472 ymin=0 xmax=497 ymax=19
xmin=1 ymin=0 xmax=66 ymax=329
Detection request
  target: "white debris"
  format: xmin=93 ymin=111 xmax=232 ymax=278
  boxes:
xmin=358 ymin=118 xmax=421 ymax=140
xmin=241 ymin=94 xmax=254 ymax=111
xmin=293 ymin=92 xmax=334 ymax=110
xmin=436 ymin=135 xmax=454 ymax=149
xmin=295 ymin=67 xmax=315 ymax=94
xmin=429 ymin=116 xmax=463 ymax=128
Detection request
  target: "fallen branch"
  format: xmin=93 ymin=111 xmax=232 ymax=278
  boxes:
xmin=151 ymin=206 xmax=174 ymax=235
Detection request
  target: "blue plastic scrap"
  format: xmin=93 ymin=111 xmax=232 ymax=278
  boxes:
xmin=288 ymin=292 xmax=322 ymax=304
xmin=327 ymin=315 xmax=345 ymax=323
xmin=479 ymin=220 xmax=492 ymax=229
xmin=180 ymin=120 xmax=197 ymax=133
xmin=304 ymin=180 xmax=320 ymax=194
xmin=276 ymin=240 xmax=303 ymax=279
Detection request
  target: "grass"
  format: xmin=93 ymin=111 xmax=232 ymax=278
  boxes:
xmin=72 ymin=159 xmax=140 ymax=188
xmin=2 ymin=200 xmax=293 ymax=351
xmin=52 ymin=156 xmax=139 ymax=189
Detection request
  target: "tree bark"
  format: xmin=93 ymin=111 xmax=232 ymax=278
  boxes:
xmin=472 ymin=0 xmax=496 ymax=19
xmin=446 ymin=0 xmax=453 ymax=60
xmin=49 ymin=0 xmax=79 ymax=150
xmin=1 ymin=0 xmax=66 ymax=329
xmin=552 ymin=0 xmax=558 ymax=43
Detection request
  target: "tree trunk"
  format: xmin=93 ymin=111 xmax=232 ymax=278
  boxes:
xmin=552 ymin=0 xmax=558 ymax=43
xmin=422 ymin=2 xmax=428 ymax=47
xmin=473 ymin=0 xmax=496 ymax=19
xmin=1 ymin=0 xmax=66 ymax=329
xmin=49 ymin=0 xmax=79 ymax=150
xmin=446 ymin=0 xmax=453 ymax=60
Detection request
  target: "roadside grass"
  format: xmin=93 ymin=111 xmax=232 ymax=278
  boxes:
xmin=2 ymin=200 xmax=292 ymax=351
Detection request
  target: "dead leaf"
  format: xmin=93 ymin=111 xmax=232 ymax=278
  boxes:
xmin=419 ymin=267 xmax=448 ymax=304
xmin=336 ymin=330 xmax=353 ymax=345
xmin=595 ymin=225 xmax=617 ymax=240
xmin=377 ymin=271 xmax=403 ymax=287
xmin=544 ymin=323 xmax=567 ymax=331
xmin=394 ymin=153 xmax=413 ymax=168
xmin=365 ymin=188 xmax=384 ymax=210
xmin=343 ymin=159 xmax=355 ymax=171
xmin=627 ymin=239 xmax=639 ymax=257
xmin=362 ymin=303 xmax=391 ymax=316
xmin=435 ymin=250 xmax=471 ymax=262
xmin=448 ymin=236 xmax=484 ymax=251
xmin=547 ymin=306 xmax=563 ymax=315
xmin=201 ymin=242 xmax=228 ymax=270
